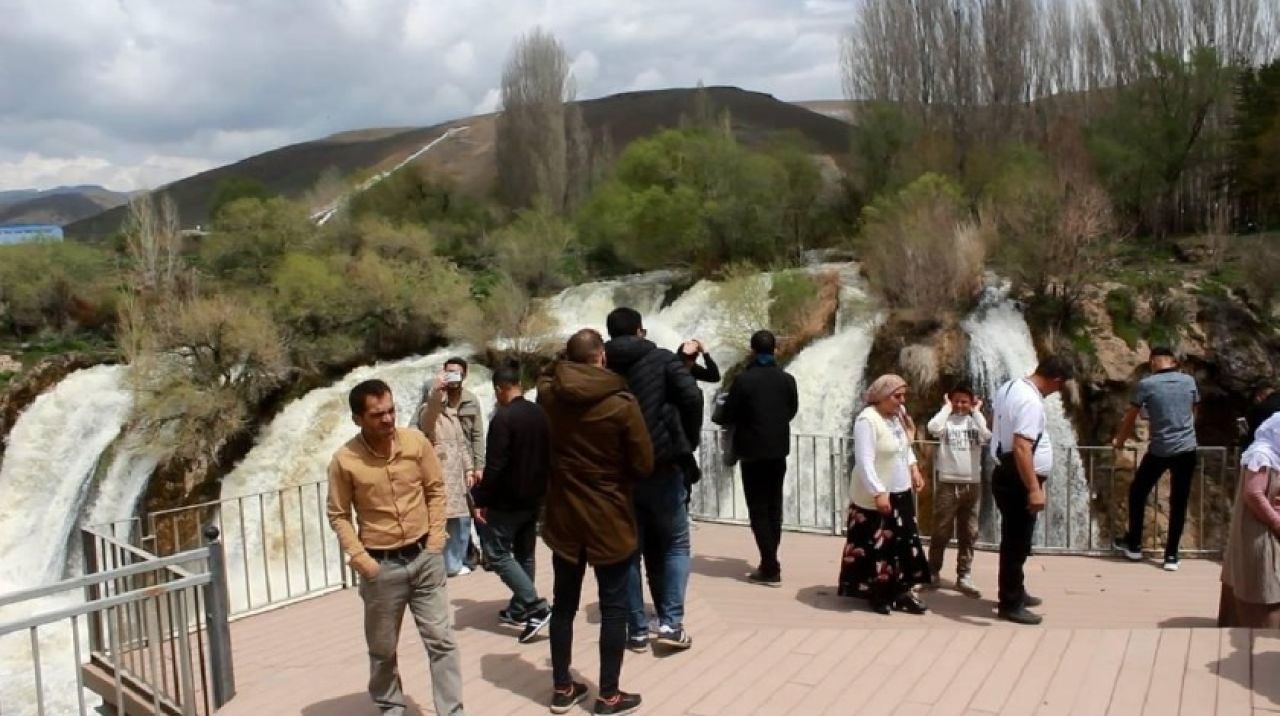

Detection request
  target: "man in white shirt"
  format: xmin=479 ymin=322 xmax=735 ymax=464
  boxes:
xmin=926 ymin=384 xmax=991 ymax=597
xmin=989 ymin=356 xmax=1073 ymax=625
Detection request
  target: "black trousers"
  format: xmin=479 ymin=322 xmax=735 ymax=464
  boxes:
xmin=740 ymin=458 xmax=788 ymax=574
xmin=1125 ymin=450 xmax=1197 ymax=558
xmin=993 ymin=458 xmax=1041 ymax=612
xmin=550 ymin=550 xmax=630 ymax=697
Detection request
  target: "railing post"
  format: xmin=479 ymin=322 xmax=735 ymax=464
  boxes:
xmin=80 ymin=529 xmax=104 ymax=652
xmin=202 ymin=526 xmax=237 ymax=707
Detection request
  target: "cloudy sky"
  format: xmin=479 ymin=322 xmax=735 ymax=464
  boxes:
xmin=0 ymin=0 xmax=849 ymax=192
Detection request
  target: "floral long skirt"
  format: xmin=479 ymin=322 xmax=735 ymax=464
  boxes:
xmin=837 ymin=490 xmax=931 ymax=606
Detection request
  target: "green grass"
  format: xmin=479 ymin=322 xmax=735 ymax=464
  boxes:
xmin=1104 ymin=288 xmax=1141 ymax=348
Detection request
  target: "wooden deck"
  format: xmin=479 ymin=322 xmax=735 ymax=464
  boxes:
xmin=216 ymin=522 xmax=1280 ymax=715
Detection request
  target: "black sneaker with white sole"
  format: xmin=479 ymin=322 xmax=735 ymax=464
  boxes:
xmin=654 ymin=626 xmax=692 ymax=650
xmin=1163 ymin=556 xmax=1180 ymax=572
xmin=550 ymin=681 xmax=589 ymax=714
xmin=519 ymin=609 xmax=551 ymax=643
xmin=1113 ymin=537 xmax=1143 ymax=561
xmin=747 ymin=569 xmax=781 ymax=586
xmin=626 ymin=634 xmax=649 ymax=653
xmin=594 ymin=691 xmax=642 ymax=715
xmin=498 ymin=608 xmax=524 ymax=627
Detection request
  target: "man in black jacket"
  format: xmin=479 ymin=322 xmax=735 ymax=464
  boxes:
xmin=605 ymin=307 xmax=703 ymax=653
xmin=713 ymin=330 xmax=799 ymax=585
xmin=472 ymin=364 xmax=552 ymax=643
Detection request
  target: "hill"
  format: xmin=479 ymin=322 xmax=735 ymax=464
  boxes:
xmin=65 ymin=86 xmax=852 ymax=240
xmin=0 ymin=185 xmax=130 ymax=226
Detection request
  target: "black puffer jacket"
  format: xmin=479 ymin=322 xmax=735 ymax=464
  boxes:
xmin=714 ymin=358 xmax=799 ymax=462
xmin=605 ymin=336 xmax=704 ymax=467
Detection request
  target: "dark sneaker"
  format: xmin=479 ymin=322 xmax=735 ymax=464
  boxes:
xmin=519 ymin=609 xmax=551 ymax=644
xmin=1022 ymin=593 xmax=1043 ymax=608
xmin=626 ymin=634 xmax=649 ymax=653
xmin=870 ymin=600 xmax=892 ymax=615
xmin=1163 ymin=556 xmax=1180 ymax=572
xmin=998 ymin=606 xmax=1043 ymax=625
xmin=1113 ymin=538 xmax=1142 ymax=561
xmin=893 ymin=592 xmax=929 ymax=615
xmin=550 ymin=681 xmax=589 ymax=714
xmin=747 ymin=569 xmax=781 ymax=586
xmin=594 ymin=691 xmax=642 ymax=715
xmin=498 ymin=608 xmax=524 ymax=627
xmin=654 ymin=625 xmax=692 ymax=650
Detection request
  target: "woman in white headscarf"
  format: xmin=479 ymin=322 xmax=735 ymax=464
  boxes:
xmin=837 ymin=374 xmax=931 ymax=615
xmin=1219 ymin=412 xmax=1280 ymax=628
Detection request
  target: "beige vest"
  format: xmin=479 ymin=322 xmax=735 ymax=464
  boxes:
xmin=850 ymin=406 xmax=908 ymax=510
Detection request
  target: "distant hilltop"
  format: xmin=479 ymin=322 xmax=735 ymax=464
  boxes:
xmin=64 ymin=87 xmax=851 ymax=240
xmin=0 ymin=185 xmax=131 ymax=227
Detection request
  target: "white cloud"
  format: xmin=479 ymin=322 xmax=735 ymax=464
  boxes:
xmin=627 ymin=68 xmax=666 ymax=92
xmin=473 ymin=88 xmax=502 ymax=115
xmin=0 ymin=0 xmax=846 ymax=191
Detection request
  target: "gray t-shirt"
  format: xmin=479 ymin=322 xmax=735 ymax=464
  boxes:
xmin=1133 ymin=370 xmax=1199 ymax=456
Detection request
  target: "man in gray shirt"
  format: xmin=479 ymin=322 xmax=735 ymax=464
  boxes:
xmin=1111 ymin=346 xmax=1200 ymax=571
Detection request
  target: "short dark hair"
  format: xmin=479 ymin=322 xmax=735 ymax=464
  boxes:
xmin=605 ymin=307 xmax=643 ymax=338
xmin=948 ymin=383 xmax=976 ymax=399
xmin=1035 ymin=355 xmax=1074 ymax=381
xmin=1149 ymin=346 xmax=1176 ymax=360
xmin=567 ymin=328 xmax=605 ymax=363
xmin=492 ymin=364 xmax=521 ymax=388
xmin=750 ymin=330 xmax=777 ymax=355
xmin=444 ymin=356 xmax=468 ymax=375
xmin=349 ymin=379 xmax=392 ymax=416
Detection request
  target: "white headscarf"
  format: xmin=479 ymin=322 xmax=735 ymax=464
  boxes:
xmin=1242 ymin=412 xmax=1280 ymax=473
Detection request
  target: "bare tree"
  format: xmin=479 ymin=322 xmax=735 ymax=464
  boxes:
xmin=495 ymin=28 xmax=574 ymax=211
xmin=124 ymin=192 xmax=185 ymax=299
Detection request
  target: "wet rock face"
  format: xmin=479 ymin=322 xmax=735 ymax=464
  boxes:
xmin=0 ymin=353 xmax=108 ymax=460
xmin=865 ymin=314 xmax=970 ymax=417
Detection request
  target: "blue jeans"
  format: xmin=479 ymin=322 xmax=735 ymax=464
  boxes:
xmin=627 ymin=468 xmax=691 ymax=635
xmin=444 ymin=516 xmax=472 ymax=575
xmin=477 ymin=507 xmax=548 ymax=617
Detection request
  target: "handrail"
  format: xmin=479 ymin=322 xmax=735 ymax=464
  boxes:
xmin=0 ymin=546 xmax=209 ymax=609
xmin=0 ymin=574 xmax=211 ymax=636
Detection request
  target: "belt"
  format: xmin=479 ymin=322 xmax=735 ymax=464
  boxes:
xmin=365 ymin=535 xmax=428 ymax=562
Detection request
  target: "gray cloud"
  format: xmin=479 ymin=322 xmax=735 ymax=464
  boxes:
xmin=0 ymin=0 xmax=846 ymax=190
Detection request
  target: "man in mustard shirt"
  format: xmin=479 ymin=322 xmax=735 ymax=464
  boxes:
xmin=327 ymin=379 xmax=464 ymax=716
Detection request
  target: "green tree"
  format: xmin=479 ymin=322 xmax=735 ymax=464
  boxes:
xmin=200 ymin=197 xmax=312 ymax=286
xmin=208 ymin=176 xmax=272 ymax=221
xmin=488 ymin=205 xmax=581 ymax=295
xmin=0 ymin=241 xmax=117 ymax=337
xmin=1234 ymin=60 xmax=1280 ymax=230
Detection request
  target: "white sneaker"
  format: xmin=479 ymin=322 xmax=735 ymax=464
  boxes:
xmin=955 ymin=574 xmax=982 ymax=598
xmin=452 ymin=566 xmax=472 ymax=577
xmin=1162 ymin=557 xmax=1180 ymax=572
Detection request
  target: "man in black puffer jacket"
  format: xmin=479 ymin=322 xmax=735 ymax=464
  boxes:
xmin=605 ymin=307 xmax=703 ymax=653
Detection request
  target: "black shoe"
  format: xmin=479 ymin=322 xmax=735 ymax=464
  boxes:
xmin=1163 ymin=556 xmax=1180 ymax=572
xmin=1113 ymin=537 xmax=1142 ymax=561
xmin=747 ymin=569 xmax=781 ymax=586
xmin=998 ymin=606 xmax=1043 ymax=625
xmin=893 ymin=593 xmax=929 ymax=615
xmin=551 ymin=681 xmax=589 ymax=714
xmin=498 ymin=608 xmax=524 ymax=627
xmin=1023 ymin=594 xmax=1043 ymax=608
xmin=519 ymin=609 xmax=551 ymax=644
xmin=870 ymin=600 xmax=892 ymax=615
xmin=594 ymin=691 xmax=642 ymax=715
xmin=626 ymin=634 xmax=649 ymax=653
xmin=654 ymin=625 xmax=692 ymax=651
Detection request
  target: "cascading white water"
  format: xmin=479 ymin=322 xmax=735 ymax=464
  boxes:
xmin=963 ymin=283 xmax=1095 ymax=549
xmin=217 ymin=351 xmax=495 ymax=613
xmin=779 ymin=267 xmax=881 ymax=530
xmin=0 ymin=366 xmax=160 ymax=716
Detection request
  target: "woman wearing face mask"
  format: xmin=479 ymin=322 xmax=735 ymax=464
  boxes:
xmin=837 ymin=374 xmax=931 ymax=615
xmin=1219 ymin=413 xmax=1280 ymax=628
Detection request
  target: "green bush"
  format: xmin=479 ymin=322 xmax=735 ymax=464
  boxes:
xmin=768 ymin=271 xmax=821 ymax=338
xmin=0 ymin=241 xmax=118 ymax=338
xmin=1105 ymin=288 xmax=1141 ymax=348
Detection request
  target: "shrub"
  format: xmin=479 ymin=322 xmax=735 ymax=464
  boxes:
xmin=1105 ymin=288 xmax=1141 ymax=348
xmin=857 ymin=173 xmax=984 ymax=315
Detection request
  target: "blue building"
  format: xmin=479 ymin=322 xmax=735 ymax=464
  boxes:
xmin=0 ymin=224 xmax=63 ymax=244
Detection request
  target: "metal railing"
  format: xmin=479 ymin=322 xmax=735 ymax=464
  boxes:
xmin=0 ymin=525 xmax=234 ymax=716
xmin=693 ymin=430 xmax=1239 ymax=557
xmin=104 ymin=480 xmax=352 ymax=618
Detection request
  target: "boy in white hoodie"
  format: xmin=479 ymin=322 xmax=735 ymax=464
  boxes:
xmin=926 ymin=385 xmax=991 ymax=597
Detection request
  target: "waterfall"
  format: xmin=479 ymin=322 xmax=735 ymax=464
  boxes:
xmin=962 ymin=283 xmax=1094 ymax=549
xmin=0 ymin=366 xmax=159 ymax=716
xmin=217 ymin=351 xmax=494 ymax=613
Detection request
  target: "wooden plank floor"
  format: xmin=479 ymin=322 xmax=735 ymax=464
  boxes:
xmin=215 ymin=522 xmax=1280 ymax=715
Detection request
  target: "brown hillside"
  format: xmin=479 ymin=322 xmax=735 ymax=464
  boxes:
xmin=0 ymin=192 xmax=118 ymax=226
xmin=66 ymin=86 xmax=852 ymax=240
